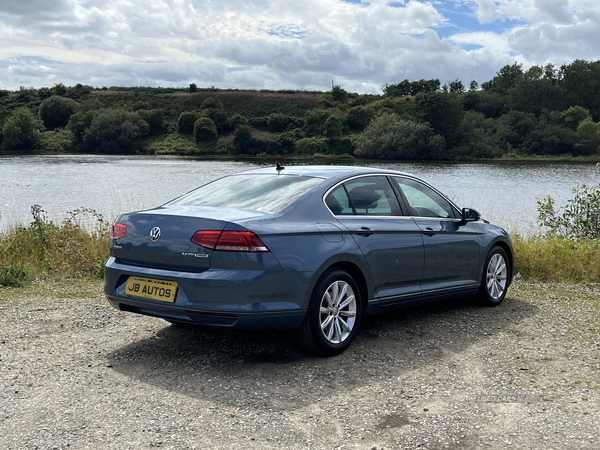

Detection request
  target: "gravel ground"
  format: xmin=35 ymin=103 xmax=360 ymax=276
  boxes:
xmin=0 ymin=280 xmax=599 ymax=450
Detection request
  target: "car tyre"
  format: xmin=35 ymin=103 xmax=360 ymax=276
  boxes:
xmin=296 ymin=269 xmax=362 ymax=356
xmin=476 ymin=246 xmax=510 ymax=306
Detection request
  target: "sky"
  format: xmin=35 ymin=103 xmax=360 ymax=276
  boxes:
xmin=1 ymin=0 xmax=599 ymax=94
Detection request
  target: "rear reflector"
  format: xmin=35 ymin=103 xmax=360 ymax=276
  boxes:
xmin=191 ymin=230 xmax=269 ymax=252
xmin=110 ymin=222 xmax=127 ymax=240
xmin=185 ymin=309 xmax=238 ymax=318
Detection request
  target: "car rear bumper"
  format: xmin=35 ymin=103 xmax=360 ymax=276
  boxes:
xmin=104 ymin=257 xmax=309 ymax=330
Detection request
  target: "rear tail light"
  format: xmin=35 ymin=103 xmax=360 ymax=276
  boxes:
xmin=191 ymin=230 xmax=269 ymax=252
xmin=110 ymin=222 xmax=127 ymax=240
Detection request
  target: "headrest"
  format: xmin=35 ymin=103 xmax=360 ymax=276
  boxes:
xmin=348 ymin=186 xmax=380 ymax=210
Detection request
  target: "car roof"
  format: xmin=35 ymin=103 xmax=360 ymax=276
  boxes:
xmin=239 ymin=165 xmax=408 ymax=181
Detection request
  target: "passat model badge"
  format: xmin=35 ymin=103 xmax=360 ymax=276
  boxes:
xmin=149 ymin=227 xmax=161 ymax=242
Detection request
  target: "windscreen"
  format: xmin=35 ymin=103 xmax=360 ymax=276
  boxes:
xmin=166 ymin=174 xmax=324 ymax=213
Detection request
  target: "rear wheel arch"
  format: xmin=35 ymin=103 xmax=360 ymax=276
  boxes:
xmin=327 ymin=261 xmax=369 ymax=315
xmin=305 ymin=258 xmax=371 ymax=314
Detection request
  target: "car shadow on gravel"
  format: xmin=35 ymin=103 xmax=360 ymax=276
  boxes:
xmin=106 ymin=293 xmax=538 ymax=411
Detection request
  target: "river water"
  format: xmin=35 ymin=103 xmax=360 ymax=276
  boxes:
xmin=0 ymin=154 xmax=598 ymax=234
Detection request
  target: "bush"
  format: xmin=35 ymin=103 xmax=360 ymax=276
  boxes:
xmin=0 ymin=262 xmax=30 ymax=287
xmin=146 ymin=134 xmax=197 ymax=154
xmin=354 ymin=113 xmax=445 ymax=159
xmin=326 ymin=136 xmax=354 ymax=155
xmin=68 ymin=110 xmax=95 ymax=148
xmin=138 ymin=109 xmax=164 ymax=135
xmin=345 ymin=106 xmax=375 ymax=132
xmin=294 ymin=137 xmax=328 ymax=155
xmin=323 ymin=115 xmax=344 ymax=138
xmin=178 ymin=111 xmax=202 ymax=134
xmin=228 ymin=113 xmax=248 ymax=130
xmin=575 ymin=119 xmax=600 ymax=155
xmin=537 ymin=174 xmax=600 ymax=240
xmin=1 ymin=107 xmax=45 ymax=150
xmin=131 ymin=101 xmax=152 ymax=111
xmin=39 ymin=129 xmax=75 ymax=152
xmin=193 ymin=117 xmax=218 ymax=143
xmin=82 ymin=109 xmax=149 ymax=153
xmin=232 ymin=125 xmax=255 ymax=154
xmin=39 ymin=96 xmax=79 ymax=130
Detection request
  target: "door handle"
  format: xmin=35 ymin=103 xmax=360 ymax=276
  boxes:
xmin=422 ymin=227 xmax=435 ymax=237
xmin=356 ymin=227 xmax=373 ymax=237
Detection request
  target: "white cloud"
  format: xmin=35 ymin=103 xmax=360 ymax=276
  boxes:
xmin=0 ymin=0 xmax=599 ymax=93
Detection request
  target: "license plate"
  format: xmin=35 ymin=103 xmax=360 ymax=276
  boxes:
xmin=125 ymin=277 xmax=178 ymax=302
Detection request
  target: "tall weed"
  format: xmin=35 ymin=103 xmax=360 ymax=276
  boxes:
xmin=0 ymin=205 xmax=109 ymax=285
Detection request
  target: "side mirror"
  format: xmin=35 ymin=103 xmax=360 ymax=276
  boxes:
xmin=461 ymin=208 xmax=481 ymax=222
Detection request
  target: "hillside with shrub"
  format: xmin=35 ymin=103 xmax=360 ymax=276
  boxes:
xmin=1 ymin=59 xmax=600 ymax=160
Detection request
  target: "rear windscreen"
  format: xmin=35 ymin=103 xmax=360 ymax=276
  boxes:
xmin=166 ymin=174 xmax=324 ymax=213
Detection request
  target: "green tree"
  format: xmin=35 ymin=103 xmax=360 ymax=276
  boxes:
xmin=463 ymin=91 xmax=506 ymax=118
xmin=131 ymin=101 xmax=151 ymax=111
xmin=266 ymin=113 xmax=293 ymax=132
xmin=414 ymin=92 xmax=464 ymax=148
xmin=345 ymin=106 xmax=375 ymax=132
xmin=200 ymin=97 xmax=229 ymax=133
xmin=486 ymin=62 xmax=524 ymax=93
xmin=178 ymin=111 xmax=201 ymax=134
xmin=562 ymin=106 xmax=591 ymax=131
xmin=495 ymin=111 xmax=539 ymax=151
xmin=560 ymin=60 xmax=600 ymax=120
xmin=521 ymin=122 xmax=577 ymax=155
xmin=68 ymin=111 xmax=95 ymax=148
xmin=575 ymin=120 xmax=600 ymax=155
xmin=189 ymin=83 xmax=198 ymax=93
xmin=303 ymin=109 xmax=331 ymax=136
xmin=1 ymin=107 xmax=44 ymax=150
xmin=354 ymin=113 xmax=445 ymax=160
xmin=39 ymin=96 xmax=79 ymax=130
xmin=193 ymin=117 xmax=218 ymax=143
xmin=323 ymin=115 xmax=344 ymax=139
xmin=138 ymin=109 xmax=164 ymax=135
xmin=453 ymin=111 xmax=503 ymax=159
xmin=200 ymin=97 xmax=224 ymax=111
xmin=448 ymin=79 xmax=465 ymax=94
xmin=331 ymin=85 xmax=348 ymax=102
xmin=82 ymin=109 xmax=149 ymax=153
xmin=52 ymin=83 xmax=67 ymax=96
xmin=228 ymin=113 xmax=248 ymax=130
xmin=232 ymin=125 xmax=255 ymax=155
xmin=294 ymin=137 xmax=328 ymax=156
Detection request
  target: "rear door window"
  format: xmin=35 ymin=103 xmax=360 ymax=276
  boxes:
xmin=325 ymin=176 xmax=402 ymax=216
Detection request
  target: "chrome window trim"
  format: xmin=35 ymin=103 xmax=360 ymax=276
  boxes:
xmin=323 ymin=173 xmax=463 ymax=218
xmin=322 ymin=173 xmax=403 ymax=217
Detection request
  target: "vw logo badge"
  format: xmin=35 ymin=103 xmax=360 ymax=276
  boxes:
xmin=149 ymin=227 xmax=161 ymax=242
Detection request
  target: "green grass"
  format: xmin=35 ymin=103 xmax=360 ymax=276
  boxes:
xmin=0 ymin=206 xmax=109 ymax=287
xmin=512 ymin=234 xmax=600 ymax=282
xmin=1 ymin=205 xmax=599 ymax=287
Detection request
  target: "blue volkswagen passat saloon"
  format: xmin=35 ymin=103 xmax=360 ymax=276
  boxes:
xmin=105 ymin=165 xmax=513 ymax=355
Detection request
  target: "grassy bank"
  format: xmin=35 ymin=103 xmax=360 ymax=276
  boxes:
xmin=0 ymin=206 xmax=108 ymax=287
xmin=1 ymin=206 xmax=598 ymax=288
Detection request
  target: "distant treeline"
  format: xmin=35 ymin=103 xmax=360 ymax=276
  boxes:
xmin=1 ymin=59 xmax=600 ymax=160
